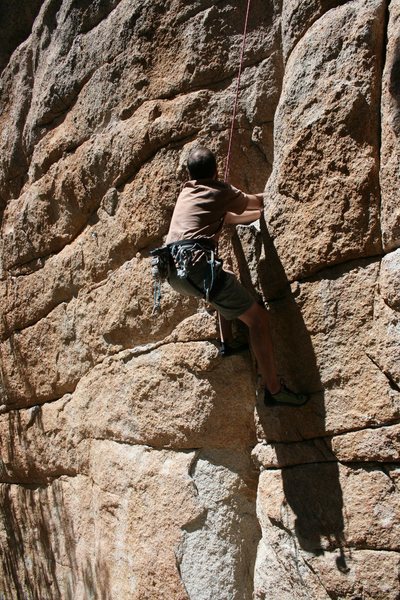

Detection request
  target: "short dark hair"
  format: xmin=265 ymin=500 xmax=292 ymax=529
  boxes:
xmin=187 ymin=146 xmax=217 ymax=179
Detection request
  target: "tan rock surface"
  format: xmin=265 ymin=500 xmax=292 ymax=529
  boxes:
xmin=253 ymin=259 xmax=399 ymax=443
xmin=0 ymin=261 xmax=202 ymax=408
xmin=380 ymin=0 xmax=400 ymax=252
xmin=255 ymin=464 xmax=400 ymax=598
xmin=1 ymin=425 xmax=259 ymax=599
xmin=264 ymin=0 xmax=385 ymax=281
xmin=1 ymin=0 xmax=400 ymax=598
xmin=0 ymin=339 xmax=256 ymax=483
xmin=1 ymin=445 xmax=198 ymax=600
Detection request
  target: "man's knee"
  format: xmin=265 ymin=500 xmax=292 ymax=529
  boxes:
xmin=238 ymin=301 xmax=267 ymax=328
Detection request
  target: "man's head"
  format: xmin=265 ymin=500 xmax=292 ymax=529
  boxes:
xmin=186 ymin=146 xmax=217 ymax=180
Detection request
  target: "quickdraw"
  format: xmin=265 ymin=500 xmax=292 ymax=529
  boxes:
xmin=150 ymin=246 xmax=171 ymax=314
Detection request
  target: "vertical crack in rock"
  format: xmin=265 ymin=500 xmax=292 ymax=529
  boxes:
xmin=378 ymin=0 xmax=391 ymax=153
xmin=0 ymin=0 xmax=43 ymax=74
xmin=380 ymin=0 xmax=400 ymax=251
xmin=366 ymin=350 xmax=400 ymax=393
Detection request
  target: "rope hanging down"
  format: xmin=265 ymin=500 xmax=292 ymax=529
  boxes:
xmin=224 ymin=0 xmax=252 ymax=182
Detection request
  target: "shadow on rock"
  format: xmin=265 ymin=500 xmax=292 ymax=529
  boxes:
xmin=1 ymin=412 xmax=112 ymax=600
xmin=233 ymin=218 xmax=346 ymax=563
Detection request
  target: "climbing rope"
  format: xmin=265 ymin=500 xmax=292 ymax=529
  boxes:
xmin=223 ymin=0 xmax=252 ymax=182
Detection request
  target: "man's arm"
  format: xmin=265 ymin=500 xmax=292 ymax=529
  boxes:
xmin=225 ymin=207 xmax=261 ymax=225
xmin=245 ymin=193 xmax=264 ymax=210
xmin=224 ymin=192 xmax=264 ymax=224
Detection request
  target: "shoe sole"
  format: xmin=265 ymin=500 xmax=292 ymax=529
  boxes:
xmin=264 ymin=394 xmax=310 ymax=408
xmin=219 ymin=344 xmax=249 ymax=357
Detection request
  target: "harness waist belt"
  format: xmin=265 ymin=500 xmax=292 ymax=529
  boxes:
xmin=167 ymin=238 xmax=216 ymax=252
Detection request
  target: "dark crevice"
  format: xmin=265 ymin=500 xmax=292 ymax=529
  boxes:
xmin=262 ymin=415 xmax=400 ymax=447
xmin=377 ymin=0 xmax=391 ymax=159
xmin=287 ymin=254 xmax=383 ymax=289
xmin=375 ymin=0 xmax=391 ymax=253
xmin=63 ymin=0 xmax=123 ymax=38
xmin=172 ymin=0 xmax=231 ymax=28
xmin=155 ymin=48 xmax=279 ymax=102
xmin=0 ymin=0 xmax=43 ymax=74
xmin=0 ymin=391 xmax=74 ymax=417
xmin=340 ymin=546 xmax=400 ymax=553
xmin=1 ymin=293 xmax=76 ymax=342
xmin=0 ymin=471 xmax=80 ymax=487
xmin=114 ymin=130 xmax=200 ymax=191
xmin=260 ymin=438 xmax=400 ymax=470
xmin=7 ymin=250 xmax=57 ymax=278
xmin=366 ymin=351 xmax=400 ymax=392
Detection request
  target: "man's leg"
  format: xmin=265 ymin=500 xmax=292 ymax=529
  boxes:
xmin=237 ymin=302 xmax=280 ymax=394
xmin=238 ymin=301 xmax=309 ymax=405
xmin=218 ymin=312 xmax=250 ymax=356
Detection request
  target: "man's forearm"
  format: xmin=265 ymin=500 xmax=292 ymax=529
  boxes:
xmin=245 ymin=193 xmax=264 ymax=210
xmin=225 ymin=208 xmax=261 ymax=225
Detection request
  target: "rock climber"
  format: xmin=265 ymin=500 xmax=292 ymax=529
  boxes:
xmin=166 ymin=145 xmax=308 ymax=406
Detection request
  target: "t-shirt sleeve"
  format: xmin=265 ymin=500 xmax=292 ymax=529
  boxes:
xmin=225 ymin=185 xmax=248 ymax=214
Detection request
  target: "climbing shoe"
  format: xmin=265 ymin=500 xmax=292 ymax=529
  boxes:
xmin=219 ymin=340 xmax=249 ymax=357
xmin=264 ymin=383 xmax=309 ymax=407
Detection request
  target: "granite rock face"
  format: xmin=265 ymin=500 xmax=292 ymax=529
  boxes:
xmin=381 ymin=0 xmax=400 ymax=251
xmin=1 ymin=0 xmax=399 ymax=598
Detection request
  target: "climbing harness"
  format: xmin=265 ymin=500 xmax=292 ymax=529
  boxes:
xmin=150 ymin=239 xmax=219 ymax=314
xmin=224 ymin=0 xmax=252 ymax=182
xmin=169 ymin=239 xmax=218 ymax=303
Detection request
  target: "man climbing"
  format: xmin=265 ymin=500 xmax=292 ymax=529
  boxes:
xmin=166 ymin=146 xmax=308 ymax=406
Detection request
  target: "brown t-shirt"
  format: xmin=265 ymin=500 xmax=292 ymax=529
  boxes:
xmin=166 ymin=179 xmax=249 ymax=244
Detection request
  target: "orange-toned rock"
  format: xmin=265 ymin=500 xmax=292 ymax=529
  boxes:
xmin=0 ymin=446 xmax=198 ymax=599
xmin=264 ymin=0 xmax=385 ymax=281
xmin=1 ymin=0 xmax=400 ymax=598
xmin=255 ymin=463 xmax=400 ymax=598
xmin=380 ymin=0 xmax=400 ymax=252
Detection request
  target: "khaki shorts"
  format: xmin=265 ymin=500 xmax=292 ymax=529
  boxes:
xmin=168 ymin=257 xmax=255 ymax=320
